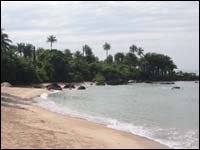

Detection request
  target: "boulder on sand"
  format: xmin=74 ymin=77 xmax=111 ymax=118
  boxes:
xmin=1 ymin=82 xmax=12 ymax=87
xmin=78 ymin=86 xmax=86 ymax=90
xmin=32 ymin=84 xmax=44 ymax=88
xmin=106 ymin=79 xmax=128 ymax=85
xmin=63 ymin=83 xmax=75 ymax=89
xmin=160 ymin=82 xmax=175 ymax=84
xmin=46 ymin=83 xmax=62 ymax=90
xmin=145 ymin=81 xmax=153 ymax=84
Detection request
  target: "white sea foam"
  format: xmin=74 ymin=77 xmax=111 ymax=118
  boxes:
xmin=40 ymin=93 xmax=48 ymax=99
xmin=34 ymin=90 xmax=199 ymax=149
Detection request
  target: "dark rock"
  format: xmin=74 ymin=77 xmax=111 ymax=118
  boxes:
xmin=172 ymin=86 xmax=181 ymax=90
xmin=64 ymin=83 xmax=75 ymax=89
xmin=32 ymin=84 xmax=43 ymax=88
xmin=136 ymin=80 xmax=143 ymax=83
xmin=160 ymin=82 xmax=175 ymax=85
xmin=106 ymin=79 xmax=128 ymax=85
xmin=145 ymin=81 xmax=153 ymax=84
xmin=47 ymin=83 xmax=62 ymax=90
xmin=78 ymin=86 xmax=86 ymax=90
xmin=96 ymin=82 xmax=105 ymax=86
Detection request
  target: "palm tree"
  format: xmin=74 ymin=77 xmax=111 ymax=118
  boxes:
xmin=103 ymin=42 xmax=111 ymax=58
xmin=1 ymin=29 xmax=12 ymax=53
xmin=47 ymin=35 xmax=57 ymax=50
xmin=17 ymin=43 xmax=25 ymax=57
xmin=114 ymin=52 xmax=125 ymax=64
xmin=129 ymin=44 xmax=137 ymax=54
xmin=137 ymin=47 xmax=144 ymax=57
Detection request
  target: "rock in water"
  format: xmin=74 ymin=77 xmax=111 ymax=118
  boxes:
xmin=47 ymin=83 xmax=62 ymax=90
xmin=172 ymin=86 xmax=181 ymax=90
xmin=78 ymin=86 xmax=86 ymax=90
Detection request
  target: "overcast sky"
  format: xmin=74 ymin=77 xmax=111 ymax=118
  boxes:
xmin=1 ymin=1 xmax=199 ymax=72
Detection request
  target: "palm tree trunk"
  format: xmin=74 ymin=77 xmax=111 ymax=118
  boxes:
xmin=50 ymin=42 xmax=52 ymax=50
xmin=106 ymin=50 xmax=108 ymax=58
xmin=33 ymin=47 xmax=36 ymax=66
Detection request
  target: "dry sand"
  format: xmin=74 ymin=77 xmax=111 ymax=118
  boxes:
xmin=1 ymin=86 xmax=169 ymax=149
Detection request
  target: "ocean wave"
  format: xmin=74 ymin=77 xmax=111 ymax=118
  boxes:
xmin=40 ymin=93 xmax=48 ymax=99
xmin=34 ymin=94 xmax=199 ymax=149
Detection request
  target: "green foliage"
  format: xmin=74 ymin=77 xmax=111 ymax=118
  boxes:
xmin=2 ymin=30 xmax=197 ymax=85
xmin=1 ymin=29 xmax=12 ymax=53
xmin=114 ymin=52 xmax=125 ymax=64
xmin=102 ymin=64 xmax=120 ymax=81
xmin=124 ymin=52 xmax=138 ymax=67
xmin=16 ymin=43 xmax=35 ymax=58
xmin=94 ymin=73 xmax=105 ymax=85
xmin=105 ymin=55 xmax=113 ymax=64
xmin=83 ymin=45 xmax=97 ymax=63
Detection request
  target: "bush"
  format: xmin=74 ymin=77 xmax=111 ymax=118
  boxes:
xmin=94 ymin=73 xmax=105 ymax=85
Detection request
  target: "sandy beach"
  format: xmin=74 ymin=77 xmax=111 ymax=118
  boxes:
xmin=1 ymin=86 xmax=169 ymax=149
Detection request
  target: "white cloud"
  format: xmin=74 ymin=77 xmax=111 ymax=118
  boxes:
xmin=1 ymin=1 xmax=199 ymax=71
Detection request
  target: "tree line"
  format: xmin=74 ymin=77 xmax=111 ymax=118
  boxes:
xmin=1 ymin=29 xmax=199 ymax=85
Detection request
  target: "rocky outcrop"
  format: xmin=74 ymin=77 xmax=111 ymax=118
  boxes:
xmin=106 ymin=79 xmax=128 ymax=85
xmin=64 ymin=83 xmax=75 ymax=89
xmin=77 ymin=86 xmax=86 ymax=90
xmin=47 ymin=83 xmax=62 ymax=90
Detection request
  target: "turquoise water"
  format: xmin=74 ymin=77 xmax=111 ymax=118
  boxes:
xmin=35 ymin=81 xmax=199 ymax=149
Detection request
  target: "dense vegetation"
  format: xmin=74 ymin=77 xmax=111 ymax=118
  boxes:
xmin=1 ymin=29 xmax=199 ymax=85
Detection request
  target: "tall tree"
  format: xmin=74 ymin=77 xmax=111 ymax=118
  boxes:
xmin=17 ymin=43 xmax=25 ymax=57
xmin=129 ymin=44 xmax=137 ymax=54
xmin=124 ymin=52 xmax=138 ymax=67
xmin=105 ymin=55 xmax=113 ymax=64
xmin=73 ymin=51 xmax=83 ymax=60
xmin=137 ymin=47 xmax=144 ymax=57
xmin=103 ymin=42 xmax=111 ymax=58
xmin=64 ymin=49 xmax=73 ymax=61
xmin=33 ymin=46 xmax=36 ymax=65
xmin=17 ymin=43 xmax=34 ymax=58
xmin=1 ymin=29 xmax=12 ymax=53
xmin=83 ymin=45 xmax=96 ymax=63
xmin=114 ymin=52 xmax=125 ymax=64
xmin=47 ymin=35 xmax=57 ymax=50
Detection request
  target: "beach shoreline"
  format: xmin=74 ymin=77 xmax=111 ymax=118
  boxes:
xmin=1 ymin=86 xmax=170 ymax=149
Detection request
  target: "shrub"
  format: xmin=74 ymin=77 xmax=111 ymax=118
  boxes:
xmin=94 ymin=73 xmax=105 ymax=85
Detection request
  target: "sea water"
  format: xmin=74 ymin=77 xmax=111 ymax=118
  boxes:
xmin=34 ymin=81 xmax=199 ymax=149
